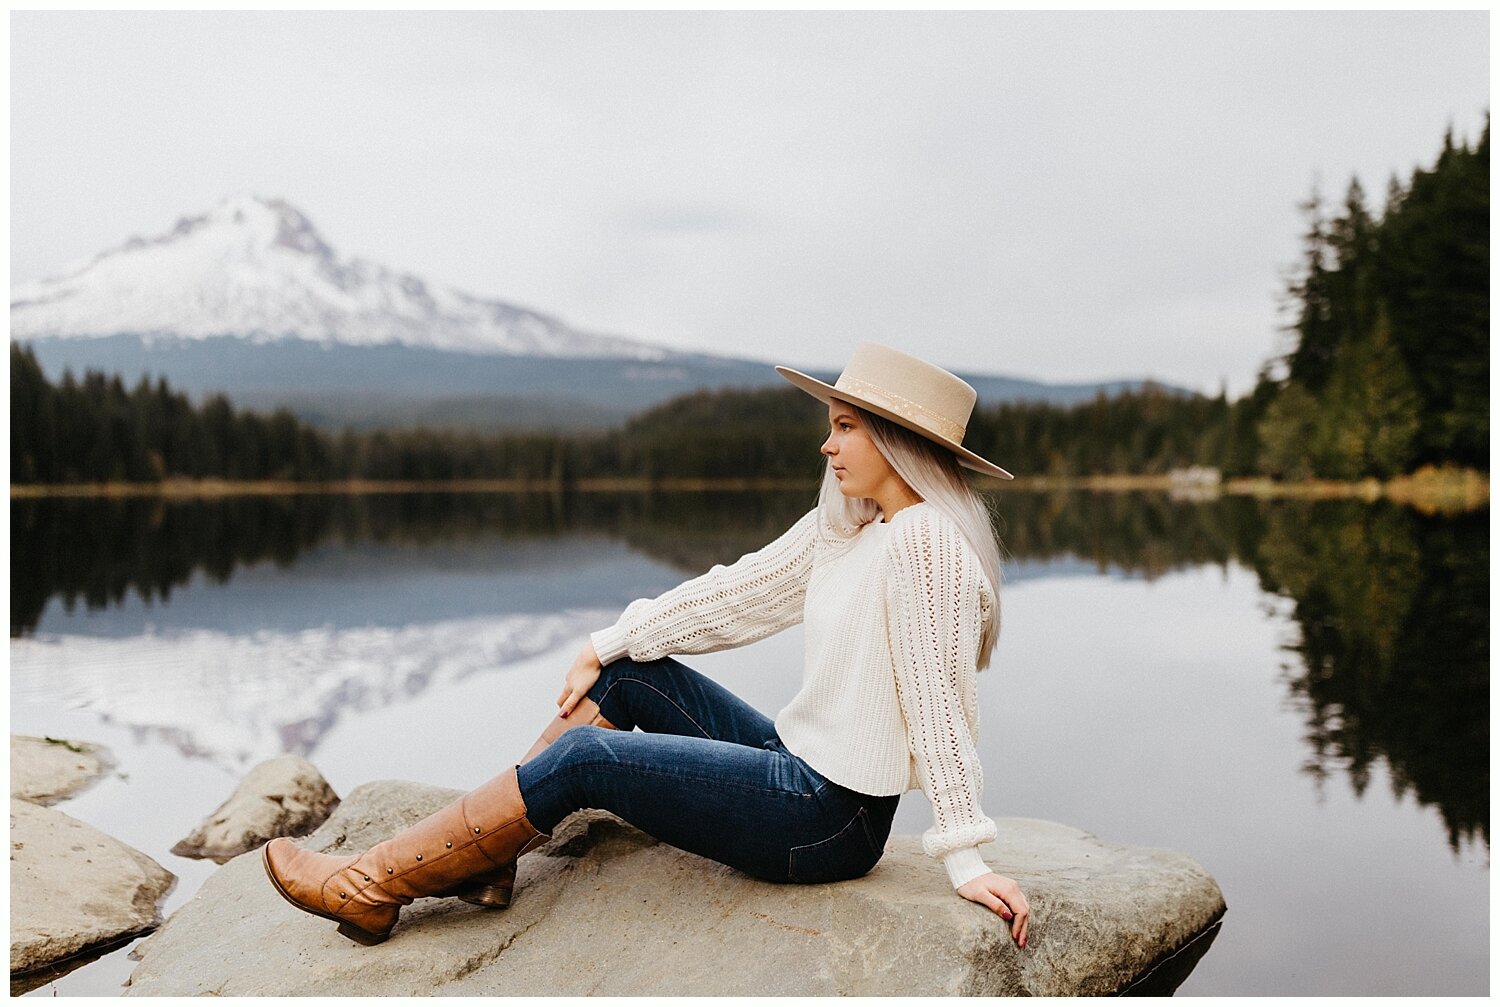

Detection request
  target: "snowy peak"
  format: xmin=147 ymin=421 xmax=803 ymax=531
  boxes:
xmin=11 ymin=195 xmax=670 ymax=360
xmin=214 ymin=193 xmax=336 ymax=261
xmin=97 ymin=194 xmax=333 ymax=275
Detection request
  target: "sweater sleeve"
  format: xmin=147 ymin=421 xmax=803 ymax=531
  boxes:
xmin=590 ymin=507 xmax=820 ymax=665
xmin=884 ymin=509 xmax=999 ymax=890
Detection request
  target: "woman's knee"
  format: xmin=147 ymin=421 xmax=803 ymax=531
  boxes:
xmin=546 ymin=723 xmax=618 ymax=763
xmin=589 ymin=656 xmax=693 ymax=728
xmin=517 ymin=725 xmax=622 ymax=832
xmin=588 ymin=661 xmax=643 ymax=729
xmin=590 ymin=656 xmax=657 ymax=701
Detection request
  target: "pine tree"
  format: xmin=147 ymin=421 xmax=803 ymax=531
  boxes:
xmin=1326 ymin=177 xmax=1379 ymax=353
xmin=1283 ymin=184 xmax=1339 ymax=392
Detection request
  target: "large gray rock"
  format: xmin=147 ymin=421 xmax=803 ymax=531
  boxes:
xmin=10 ymin=799 xmax=176 ymax=994
xmin=124 ymin=779 xmax=1225 ymax=996
xmin=171 ymin=755 xmax=340 ymax=863
xmin=10 ymin=734 xmax=114 ymax=806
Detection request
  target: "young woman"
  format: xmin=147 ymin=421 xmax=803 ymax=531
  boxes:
xmin=264 ymin=341 xmax=1032 ymax=952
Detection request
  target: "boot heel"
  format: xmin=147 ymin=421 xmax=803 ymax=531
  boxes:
xmin=336 ymin=921 xmax=392 ymax=946
xmin=455 ymin=883 xmax=513 ymax=909
xmin=438 ymin=859 xmax=523 ymax=908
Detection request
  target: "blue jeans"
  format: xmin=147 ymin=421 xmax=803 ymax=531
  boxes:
xmin=515 ymin=656 xmax=900 ymax=884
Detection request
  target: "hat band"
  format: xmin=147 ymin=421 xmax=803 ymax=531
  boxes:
xmin=833 ymin=373 xmax=967 ymax=444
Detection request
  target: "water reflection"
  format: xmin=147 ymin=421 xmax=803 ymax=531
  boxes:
xmin=994 ymin=490 xmax=1267 ymax=579
xmin=10 ymin=489 xmax=1488 ymax=852
xmin=11 ymin=489 xmax=1265 ymax=636
xmin=10 ymin=612 xmax=603 ymax=772
xmin=9 ymin=492 xmax=815 ymax=637
xmin=1247 ymin=500 xmax=1489 ymax=851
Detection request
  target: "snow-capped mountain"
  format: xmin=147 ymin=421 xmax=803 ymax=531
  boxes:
xmin=11 ymin=194 xmax=1187 ymax=430
xmin=10 ymin=192 xmax=670 ymax=360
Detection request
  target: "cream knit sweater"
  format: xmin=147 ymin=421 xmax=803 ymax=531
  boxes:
xmin=589 ymin=500 xmax=999 ymax=889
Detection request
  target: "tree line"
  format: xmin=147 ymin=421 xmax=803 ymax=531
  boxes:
xmin=10 ymin=346 xmax=577 ymax=484
xmin=6 ymin=345 xmax=1266 ymax=485
xmin=10 ymin=117 xmax=1485 ymax=486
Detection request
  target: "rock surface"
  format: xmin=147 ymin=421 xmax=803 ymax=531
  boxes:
xmin=171 ymin=755 xmax=340 ymax=863
xmin=124 ymin=780 xmax=1226 ymax=996
xmin=10 ymin=799 xmax=176 ymax=993
xmin=10 ymin=734 xmax=114 ymax=806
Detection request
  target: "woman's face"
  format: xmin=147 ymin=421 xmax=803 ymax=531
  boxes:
xmin=821 ymin=399 xmax=898 ymax=500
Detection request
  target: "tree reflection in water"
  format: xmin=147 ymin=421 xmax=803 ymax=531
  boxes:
xmin=10 ymin=488 xmax=1487 ymax=852
xmin=1251 ymin=500 xmax=1488 ymax=852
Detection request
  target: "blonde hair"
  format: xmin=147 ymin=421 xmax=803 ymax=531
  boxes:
xmin=816 ymin=403 xmax=1004 ymax=670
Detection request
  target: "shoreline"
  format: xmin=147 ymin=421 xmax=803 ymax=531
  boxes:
xmin=9 ymin=469 xmax=1488 ymax=512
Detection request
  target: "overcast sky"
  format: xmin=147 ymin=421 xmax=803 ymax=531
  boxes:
xmin=10 ymin=11 xmax=1489 ymax=395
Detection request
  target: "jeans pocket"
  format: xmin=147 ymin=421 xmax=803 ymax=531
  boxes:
xmin=787 ymin=806 xmax=883 ymax=884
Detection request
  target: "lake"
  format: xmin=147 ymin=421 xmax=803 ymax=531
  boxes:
xmin=9 ymin=489 xmax=1489 ymax=995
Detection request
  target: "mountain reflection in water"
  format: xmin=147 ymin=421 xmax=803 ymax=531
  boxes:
xmin=10 ymin=489 xmax=1488 ymax=852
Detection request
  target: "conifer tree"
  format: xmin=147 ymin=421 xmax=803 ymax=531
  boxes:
xmin=1283 ymin=185 xmax=1338 ymax=392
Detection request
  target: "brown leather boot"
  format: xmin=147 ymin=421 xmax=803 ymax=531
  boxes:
xmin=442 ymin=697 xmax=619 ymax=909
xmin=262 ymin=765 xmax=542 ymax=945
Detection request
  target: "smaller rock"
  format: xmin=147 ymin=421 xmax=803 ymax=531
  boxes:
xmin=171 ymin=755 xmax=340 ymax=864
xmin=10 ymin=735 xmax=115 ymax=806
xmin=10 ymin=799 xmax=175 ymax=993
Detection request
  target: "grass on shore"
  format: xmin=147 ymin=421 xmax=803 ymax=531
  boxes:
xmin=989 ymin=467 xmax=1488 ymax=513
xmin=1381 ymin=465 xmax=1491 ymax=515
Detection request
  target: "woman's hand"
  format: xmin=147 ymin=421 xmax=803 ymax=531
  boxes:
xmin=957 ymin=873 xmax=1031 ymax=949
xmin=557 ymin=639 xmax=603 ymax=716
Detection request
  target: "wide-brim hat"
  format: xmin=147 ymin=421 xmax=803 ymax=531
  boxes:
xmin=775 ymin=341 xmax=1014 ymax=480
